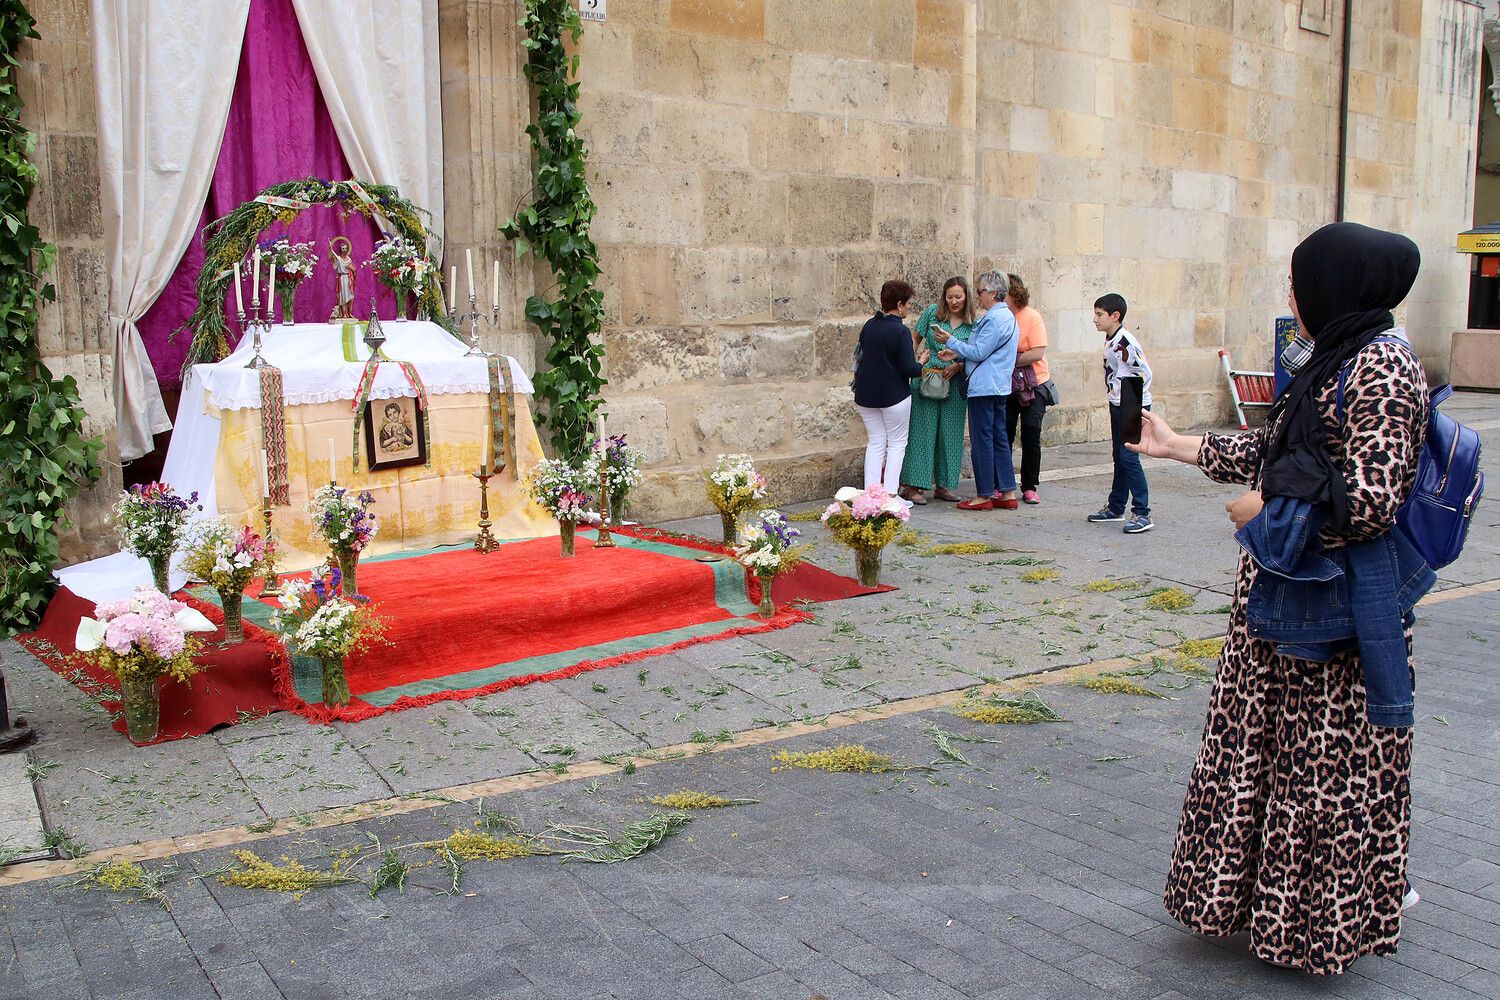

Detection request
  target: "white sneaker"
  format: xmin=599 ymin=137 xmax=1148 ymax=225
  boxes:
xmin=1402 ymin=887 xmax=1420 ymax=911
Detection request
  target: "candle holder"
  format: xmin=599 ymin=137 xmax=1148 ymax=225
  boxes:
xmin=451 ymin=290 xmax=501 ymax=358
xmin=593 ymin=463 xmax=616 ymax=549
xmin=241 ymin=292 xmax=271 ymax=370
xmin=259 ymin=499 xmax=283 ymax=598
xmin=473 ymin=469 xmax=499 ymax=553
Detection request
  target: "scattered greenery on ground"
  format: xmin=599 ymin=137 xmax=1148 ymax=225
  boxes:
xmin=925 ymin=542 xmax=1009 ymax=556
xmin=954 ymin=690 xmax=1064 ymax=725
xmin=1144 ymin=587 xmax=1195 ymax=612
xmin=70 ymin=860 xmax=176 ymax=910
xmin=1021 ymin=568 xmax=1062 ymax=583
xmin=1176 ymin=637 xmax=1225 ymax=659
xmin=645 ymin=791 xmax=759 ymax=810
xmin=546 ymin=812 xmax=692 ymax=863
xmin=1081 ymin=676 xmax=1170 ymax=699
xmin=771 ymin=744 xmax=920 ymax=773
xmin=786 ymin=510 xmax=824 ymax=522
xmin=1081 ymin=579 xmax=1141 ymax=593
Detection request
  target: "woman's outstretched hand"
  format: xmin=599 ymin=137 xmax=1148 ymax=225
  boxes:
xmin=917 ymin=348 xmax=931 ymax=364
xmin=1128 ymin=410 xmax=1176 ymax=459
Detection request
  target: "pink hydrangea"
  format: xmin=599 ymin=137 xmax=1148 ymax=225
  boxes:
xmin=850 ymin=486 xmax=893 ymax=520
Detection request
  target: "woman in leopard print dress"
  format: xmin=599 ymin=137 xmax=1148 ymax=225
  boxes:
xmin=1132 ymin=223 xmax=1427 ymax=974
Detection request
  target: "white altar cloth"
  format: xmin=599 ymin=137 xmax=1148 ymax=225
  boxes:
xmin=57 ymin=322 xmax=532 ymax=605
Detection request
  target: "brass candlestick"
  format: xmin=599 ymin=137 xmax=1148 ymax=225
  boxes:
xmin=473 ymin=469 xmax=499 ymax=553
xmin=593 ymin=463 xmax=616 ymax=548
xmin=260 ymin=498 xmax=283 ymax=597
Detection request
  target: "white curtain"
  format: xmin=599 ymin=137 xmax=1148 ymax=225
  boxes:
xmin=91 ymin=0 xmax=252 ymax=462
xmin=290 ymin=1 xmax=445 ymax=248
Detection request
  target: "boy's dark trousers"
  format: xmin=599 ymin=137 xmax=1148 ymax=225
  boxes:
xmin=1107 ymin=402 xmax=1150 ymax=517
xmin=1006 ymin=394 xmax=1049 ymax=493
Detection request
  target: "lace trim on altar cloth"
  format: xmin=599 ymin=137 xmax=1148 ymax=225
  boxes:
xmin=206 ymin=381 xmax=498 ymax=411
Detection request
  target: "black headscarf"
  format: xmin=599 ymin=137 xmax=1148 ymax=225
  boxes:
xmin=1260 ymin=222 xmax=1420 ymax=531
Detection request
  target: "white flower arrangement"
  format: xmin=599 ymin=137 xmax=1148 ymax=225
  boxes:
xmin=733 ymin=509 xmax=806 ymax=577
xmin=705 ymin=453 xmax=768 ymax=517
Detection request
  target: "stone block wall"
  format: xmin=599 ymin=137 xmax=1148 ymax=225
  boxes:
xmin=15 ymin=0 xmax=119 ymax=564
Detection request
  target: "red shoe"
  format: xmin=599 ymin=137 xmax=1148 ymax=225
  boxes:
xmin=956 ymin=497 xmax=995 ymax=511
xmin=994 ymin=497 xmax=1020 ymax=510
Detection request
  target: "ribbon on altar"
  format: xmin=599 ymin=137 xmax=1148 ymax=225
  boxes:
xmin=258 ymin=365 xmax=291 ymax=505
xmin=346 ymin=181 xmax=391 ymax=231
xmin=486 ymin=354 xmax=516 ymax=475
xmin=254 ymin=194 xmax=312 ymax=211
xmin=350 ymin=353 xmax=432 ymax=472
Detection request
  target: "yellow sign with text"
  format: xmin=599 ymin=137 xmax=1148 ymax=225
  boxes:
xmin=1458 ymin=233 xmax=1500 ymax=253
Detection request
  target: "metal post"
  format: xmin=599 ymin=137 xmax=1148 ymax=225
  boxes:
xmin=0 ymin=668 xmax=37 ymax=753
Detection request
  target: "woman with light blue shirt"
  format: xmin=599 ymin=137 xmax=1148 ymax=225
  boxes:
xmin=935 ymin=269 xmax=1018 ymax=510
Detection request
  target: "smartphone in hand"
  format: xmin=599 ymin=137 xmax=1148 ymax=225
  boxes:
xmin=1120 ymin=376 xmax=1145 ymax=445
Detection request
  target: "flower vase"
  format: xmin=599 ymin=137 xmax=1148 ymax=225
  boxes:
xmin=856 ymin=548 xmax=883 ymax=587
xmin=120 ymin=673 xmax=160 ymax=744
xmin=559 ymin=520 xmax=576 ymax=557
xmin=396 ymin=288 xmax=409 ymax=322
xmin=320 ymin=654 xmax=351 ymax=707
xmin=281 ymin=286 xmax=297 ymax=325
xmin=757 ymin=571 xmax=776 ymax=618
xmin=719 ymin=510 xmax=738 ymax=546
xmin=336 ymin=548 xmax=360 ymax=598
xmin=148 ymin=552 xmax=171 ymax=594
xmin=219 ymin=589 xmax=245 ymax=644
xmin=610 ymin=493 xmax=627 ymax=525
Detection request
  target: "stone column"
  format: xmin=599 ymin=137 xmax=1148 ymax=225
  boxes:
xmin=16 ymin=0 xmax=119 ymax=563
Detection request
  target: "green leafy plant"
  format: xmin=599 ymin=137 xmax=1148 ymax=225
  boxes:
xmin=0 ymin=3 xmax=102 ymax=637
xmin=502 ymin=0 xmax=606 ymax=462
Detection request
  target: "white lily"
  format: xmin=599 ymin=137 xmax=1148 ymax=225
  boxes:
xmin=75 ymin=617 xmax=106 ymax=652
xmin=174 ymin=607 xmax=216 ymax=634
xmin=834 ymin=486 xmax=862 ymax=503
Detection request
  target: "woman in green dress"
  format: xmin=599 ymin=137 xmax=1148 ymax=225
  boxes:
xmin=900 ymin=277 xmax=973 ymax=504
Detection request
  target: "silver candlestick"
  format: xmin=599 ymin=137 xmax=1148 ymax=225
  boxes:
xmin=451 ymin=290 xmax=500 ymax=358
xmin=242 ymin=289 xmax=271 ymax=369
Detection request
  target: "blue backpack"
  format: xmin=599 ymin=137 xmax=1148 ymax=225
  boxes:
xmin=1338 ymin=339 xmax=1483 ymax=569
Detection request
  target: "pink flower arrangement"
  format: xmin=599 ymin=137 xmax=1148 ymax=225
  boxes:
xmin=76 ymin=587 xmax=215 ymax=684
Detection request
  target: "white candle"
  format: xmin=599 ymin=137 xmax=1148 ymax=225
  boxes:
xmin=328 ymin=437 xmax=337 ymax=484
xmin=483 ymin=428 xmax=492 ymax=476
xmin=492 ymin=259 xmax=500 ymax=311
xmin=233 ymin=262 xmax=244 ymax=314
xmin=267 ymin=263 xmax=276 ymax=314
xmin=256 ymin=449 xmax=269 ymax=501
xmin=252 ymin=249 xmax=261 ymax=303
xmin=465 ymin=248 xmax=475 ymax=300
xmin=447 ymin=265 xmax=457 ymax=310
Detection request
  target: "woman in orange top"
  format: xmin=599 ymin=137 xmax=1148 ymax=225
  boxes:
xmin=1005 ymin=275 xmax=1053 ymax=504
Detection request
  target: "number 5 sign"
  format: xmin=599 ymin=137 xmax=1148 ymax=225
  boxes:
xmin=580 ymin=0 xmax=605 ymax=22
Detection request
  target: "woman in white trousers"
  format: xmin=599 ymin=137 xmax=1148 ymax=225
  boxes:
xmin=851 ymin=279 xmax=926 ymax=494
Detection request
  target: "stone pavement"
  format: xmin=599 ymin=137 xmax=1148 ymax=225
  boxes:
xmin=0 ymin=394 xmax=1498 ymax=999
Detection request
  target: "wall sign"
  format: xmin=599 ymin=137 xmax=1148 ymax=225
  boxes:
xmin=580 ymin=0 xmax=605 ymax=22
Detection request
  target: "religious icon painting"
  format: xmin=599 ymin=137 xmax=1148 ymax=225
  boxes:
xmin=364 ymin=396 xmax=426 ymax=470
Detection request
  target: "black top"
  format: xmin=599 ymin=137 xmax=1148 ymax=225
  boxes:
xmin=852 ymin=311 xmax=922 ymax=409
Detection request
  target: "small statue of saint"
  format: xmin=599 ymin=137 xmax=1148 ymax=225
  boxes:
xmin=328 ymin=236 xmax=355 ymax=321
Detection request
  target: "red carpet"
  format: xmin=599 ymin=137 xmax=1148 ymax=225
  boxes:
xmin=19 ymin=528 xmax=890 ymax=741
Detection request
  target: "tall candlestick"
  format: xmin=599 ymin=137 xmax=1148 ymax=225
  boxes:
xmin=327 ymin=437 xmax=336 ymax=484
xmin=465 ymin=248 xmax=475 ymax=299
xmin=233 ymin=262 xmax=244 ymax=314
xmin=252 ymin=249 xmax=261 ymax=303
xmin=492 ymin=259 xmax=500 ymax=311
xmin=448 ymin=265 xmax=457 ymax=310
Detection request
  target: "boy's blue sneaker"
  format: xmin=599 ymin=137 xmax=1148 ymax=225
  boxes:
xmin=1087 ymin=508 xmax=1125 ymax=522
xmin=1123 ymin=514 xmax=1154 ymax=534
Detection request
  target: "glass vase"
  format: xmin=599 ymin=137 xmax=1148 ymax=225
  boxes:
xmin=396 ymin=288 xmax=409 ymax=322
xmin=610 ymin=493 xmax=627 ymax=525
xmin=560 ymin=520 xmax=575 ymax=557
xmin=148 ymin=552 xmax=171 ymax=594
xmin=320 ymin=654 xmax=351 ymax=707
xmin=757 ymin=571 xmax=775 ymax=618
xmin=336 ymin=548 xmax=360 ymax=598
xmin=120 ymin=672 xmax=160 ymax=744
xmin=719 ymin=510 xmax=738 ymax=546
xmin=219 ymin=588 xmax=245 ymax=644
xmin=856 ymin=548 xmax=883 ymax=587
xmin=281 ymin=285 xmax=297 ymax=324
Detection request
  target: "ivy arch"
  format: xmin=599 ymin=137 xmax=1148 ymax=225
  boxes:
xmin=180 ymin=177 xmax=456 ymax=379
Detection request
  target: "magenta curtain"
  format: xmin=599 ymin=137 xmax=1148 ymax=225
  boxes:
xmin=137 ymin=0 xmax=393 ymax=391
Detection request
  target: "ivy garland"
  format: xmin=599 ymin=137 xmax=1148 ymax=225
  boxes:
xmin=502 ymin=0 xmax=606 ymax=462
xmin=180 ymin=177 xmax=457 ymax=380
xmin=0 ymin=1 xmax=102 ymax=636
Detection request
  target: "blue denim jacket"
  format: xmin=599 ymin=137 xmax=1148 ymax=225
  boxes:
xmin=1236 ymin=497 xmax=1434 ymax=728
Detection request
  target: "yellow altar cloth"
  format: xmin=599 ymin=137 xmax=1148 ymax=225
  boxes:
xmin=212 ymin=392 xmax=556 ymax=572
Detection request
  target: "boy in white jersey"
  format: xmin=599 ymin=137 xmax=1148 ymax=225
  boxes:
xmin=1088 ymin=292 xmax=1154 ymax=534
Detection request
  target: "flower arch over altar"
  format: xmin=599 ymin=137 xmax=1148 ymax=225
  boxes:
xmin=178 ymin=177 xmax=454 ymax=378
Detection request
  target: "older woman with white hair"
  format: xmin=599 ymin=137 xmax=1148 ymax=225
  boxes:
xmin=934 ymin=270 xmax=1019 ymax=510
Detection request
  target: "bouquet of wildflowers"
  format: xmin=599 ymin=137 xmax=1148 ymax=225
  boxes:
xmin=307 ymin=486 xmax=379 ymax=555
xmin=583 ymin=435 xmax=642 ymax=520
xmin=181 ymin=518 xmax=272 ymax=592
xmin=367 ymin=235 xmax=433 ymax=293
xmin=704 ymin=454 xmax=767 ymax=517
xmin=734 ymin=510 xmax=807 ymax=576
xmin=75 ymin=587 xmax=215 ymax=683
xmin=259 ymin=237 xmax=318 ymax=290
xmin=822 ymin=486 xmax=907 ymax=587
xmin=114 ymin=482 xmax=200 ymax=562
xmin=269 ymin=566 xmax=383 ymax=706
xmin=523 ymin=459 xmax=600 ymax=523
